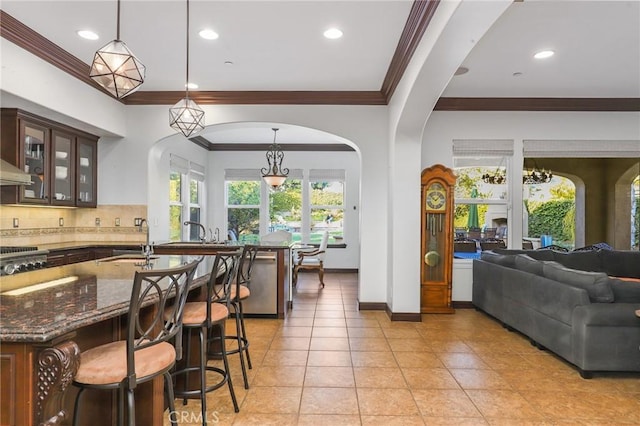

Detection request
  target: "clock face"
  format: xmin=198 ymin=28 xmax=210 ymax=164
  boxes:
xmin=426 ymin=182 xmax=446 ymax=211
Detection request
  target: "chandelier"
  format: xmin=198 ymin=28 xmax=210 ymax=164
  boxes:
xmin=89 ymin=0 xmax=145 ymax=99
xmin=261 ymin=128 xmax=289 ymax=189
xmin=169 ymin=0 xmax=205 ymax=137
xmin=481 ymin=169 xmax=506 ymax=185
xmin=523 ymin=161 xmax=553 ymax=185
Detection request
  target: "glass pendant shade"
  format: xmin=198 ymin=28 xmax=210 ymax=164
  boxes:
xmin=90 ymin=40 xmax=146 ymax=98
xmin=169 ymin=97 xmax=205 ymax=137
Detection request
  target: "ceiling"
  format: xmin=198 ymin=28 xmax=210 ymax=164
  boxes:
xmin=1 ymin=0 xmax=639 ymax=144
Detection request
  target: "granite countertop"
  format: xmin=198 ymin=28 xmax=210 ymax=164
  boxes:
xmin=37 ymin=241 xmax=143 ymax=251
xmin=153 ymin=240 xmax=294 ymax=250
xmin=0 ymin=254 xmax=215 ymax=343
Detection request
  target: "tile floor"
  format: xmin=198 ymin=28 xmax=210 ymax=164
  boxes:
xmin=165 ymin=272 xmax=640 ymax=425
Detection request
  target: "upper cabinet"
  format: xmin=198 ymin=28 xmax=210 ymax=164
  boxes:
xmin=1 ymin=109 xmax=99 ymax=207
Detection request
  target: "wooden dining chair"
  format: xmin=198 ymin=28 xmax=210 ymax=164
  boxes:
xmin=293 ymin=230 xmax=329 ymax=288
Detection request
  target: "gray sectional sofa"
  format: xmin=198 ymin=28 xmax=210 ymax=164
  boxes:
xmin=472 ymin=248 xmax=640 ymax=378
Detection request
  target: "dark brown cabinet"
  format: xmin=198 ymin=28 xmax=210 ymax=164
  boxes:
xmin=1 ymin=109 xmax=98 ymax=207
xmin=46 ymin=247 xmax=114 ymax=267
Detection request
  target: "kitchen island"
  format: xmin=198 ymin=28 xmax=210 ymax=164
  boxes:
xmin=0 ymin=254 xmax=211 ymax=426
xmin=153 ymin=240 xmax=293 ymax=319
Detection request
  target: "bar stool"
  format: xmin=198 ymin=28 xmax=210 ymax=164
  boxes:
xmin=220 ymin=244 xmax=259 ymax=389
xmin=72 ymin=260 xmax=200 ymax=426
xmin=171 ymin=250 xmax=242 ymax=421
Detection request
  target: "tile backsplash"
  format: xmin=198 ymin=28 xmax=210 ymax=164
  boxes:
xmin=0 ymin=205 xmax=147 ymax=246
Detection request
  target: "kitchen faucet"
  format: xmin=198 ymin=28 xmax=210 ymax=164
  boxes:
xmin=138 ymin=219 xmax=153 ymax=258
xmin=184 ymin=221 xmax=207 ymax=243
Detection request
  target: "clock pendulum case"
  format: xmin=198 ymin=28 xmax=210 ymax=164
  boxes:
xmin=420 ymin=164 xmax=456 ymax=314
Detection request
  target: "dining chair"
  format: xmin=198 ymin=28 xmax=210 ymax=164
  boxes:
xmin=72 ymin=260 xmax=200 ymax=426
xmin=171 ymin=250 xmax=242 ymax=419
xmin=293 ymin=230 xmax=329 ymax=288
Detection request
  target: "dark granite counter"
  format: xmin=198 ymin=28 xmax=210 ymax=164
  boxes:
xmin=0 ymin=254 xmax=216 ymax=343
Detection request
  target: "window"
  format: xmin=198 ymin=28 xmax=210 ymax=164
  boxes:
xmin=309 ymin=169 xmax=345 ymax=244
xmin=269 ymin=176 xmax=302 ymax=242
xmin=226 ymin=179 xmax=261 ymax=243
xmin=225 ymin=168 xmax=346 ymax=245
xmin=453 ymin=140 xmax=513 ymax=249
xmin=169 ymin=154 xmax=205 ymax=242
xmin=633 ymin=176 xmax=640 ymax=250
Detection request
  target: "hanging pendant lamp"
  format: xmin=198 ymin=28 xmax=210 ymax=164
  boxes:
xmin=89 ymin=0 xmax=145 ymax=99
xmin=261 ymin=128 xmax=289 ymax=189
xmin=169 ymin=0 xmax=205 ymax=137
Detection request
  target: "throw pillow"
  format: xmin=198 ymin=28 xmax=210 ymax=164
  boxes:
xmin=514 ymin=254 xmax=544 ymax=276
xmin=542 ymin=263 xmax=614 ymax=303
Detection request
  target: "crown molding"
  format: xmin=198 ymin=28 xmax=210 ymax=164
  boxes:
xmin=123 ymin=90 xmax=386 ymax=105
xmin=187 ymin=137 xmax=356 ymax=152
xmin=435 ymin=97 xmax=640 ymax=112
xmin=381 ymin=0 xmax=440 ymax=102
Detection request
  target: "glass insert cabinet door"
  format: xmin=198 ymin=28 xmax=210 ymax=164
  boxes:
xmin=51 ymin=130 xmax=75 ymax=205
xmin=76 ymin=138 xmax=96 ymax=206
xmin=22 ymin=121 xmax=50 ymax=203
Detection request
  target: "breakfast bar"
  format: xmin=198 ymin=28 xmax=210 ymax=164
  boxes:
xmin=0 ymin=254 xmax=211 ymax=425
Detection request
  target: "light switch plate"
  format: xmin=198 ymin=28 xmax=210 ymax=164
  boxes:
xmin=13 ymin=218 xmax=18 ymax=228
xmin=115 ymin=218 xmax=120 ymax=226
xmin=95 ymin=217 xmax=101 ymax=226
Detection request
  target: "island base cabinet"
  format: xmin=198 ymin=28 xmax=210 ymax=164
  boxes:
xmin=1 ymin=315 xmax=166 ymax=425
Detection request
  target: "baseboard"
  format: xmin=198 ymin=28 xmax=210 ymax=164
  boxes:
xmin=452 ymin=301 xmax=475 ymax=309
xmin=296 ymin=268 xmax=358 ymax=273
xmin=358 ymin=302 xmax=386 ymax=311
xmin=385 ymin=304 xmax=422 ymax=322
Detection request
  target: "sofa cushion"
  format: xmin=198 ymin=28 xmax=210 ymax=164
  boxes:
xmin=493 ymin=248 xmax=556 ymax=261
xmin=552 ymin=251 xmax=604 ymax=273
xmin=480 ymin=251 xmax=516 ymax=268
xmin=542 ymin=263 xmax=614 ymax=303
xmin=599 ymin=250 xmax=640 ymax=278
xmin=609 ymin=277 xmax=640 ymax=303
xmin=514 ymin=254 xmax=545 ymax=276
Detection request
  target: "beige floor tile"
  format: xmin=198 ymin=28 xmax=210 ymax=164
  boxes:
xmin=357 ymin=387 xmax=419 ymax=416
xmin=382 ymin=327 xmax=422 ymax=339
xmin=361 ymin=415 xmax=426 ymax=425
xmin=346 ymin=327 xmax=384 ymax=338
xmin=282 ymin=317 xmax=314 ymax=327
xmin=269 ymin=336 xmax=310 ymax=351
xmin=297 ymin=414 xmax=361 ymax=425
xmin=351 ymin=351 xmax=398 ymax=367
xmin=314 ymin=310 xmax=346 ymax=318
xmin=287 ymin=309 xmax=316 ymax=318
xmin=229 ymin=412 xmax=298 ymax=425
xmin=349 ymin=337 xmax=391 ymax=351
xmin=277 ymin=326 xmax=313 ymax=337
xmin=311 ymin=326 xmax=348 ymax=337
xmin=299 ymin=387 xmax=359 ymax=414
xmin=309 ymin=337 xmax=350 ymax=351
xmin=411 ymin=389 xmax=482 ymax=418
xmin=422 ymin=417 xmax=488 ymax=425
xmin=449 ymin=368 xmax=513 ymax=390
xmin=261 ymin=350 xmax=308 ymax=366
xmin=387 ymin=338 xmax=431 ymax=352
xmin=429 ymin=340 xmax=473 ymax=353
xmin=304 ymin=366 xmax=355 ymax=387
xmin=394 ymin=351 xmax=445 ymax=368
xmin=251 ymin=365 xmax=306 ymax=387
xmin=402 ymin=367 xmax=460 ymax=389
xmin=353 ymin=366 xmax=407 ymax=388
xmin=346 ymin=318 xmax=381 ymax=328
xmin=313 ymin=318 xmax=347 ymax=327
xmin=475 ymin=353 xmax=531 ymax=370
xmin=307 ymin=350 xmax=352 ymax=366
xmin=241 ymin=386 xmax=302 ymax=414
xmin=465 ymin=389 xmax=544 ymax=419
xmin=437 ymin=352 xmax=491 ymax=369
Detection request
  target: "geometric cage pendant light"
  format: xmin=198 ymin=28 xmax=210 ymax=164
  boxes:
xmin=89 ymin=0 xmax=145 ymax=99
xmin=169 ymin=0 xmax=205 ymax=137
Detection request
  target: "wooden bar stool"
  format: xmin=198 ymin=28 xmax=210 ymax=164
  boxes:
xmin=170 ymin=251 xmax=242 ymax=422
xmin=72 ymin=260 xmax=200 ymax=426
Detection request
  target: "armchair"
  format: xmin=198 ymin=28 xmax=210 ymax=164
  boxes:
xmin=293 ymin=231 xmax=329 ymax=288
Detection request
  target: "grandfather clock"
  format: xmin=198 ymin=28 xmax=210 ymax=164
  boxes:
xmin=421 ymin=164 xmax=456 ymax=314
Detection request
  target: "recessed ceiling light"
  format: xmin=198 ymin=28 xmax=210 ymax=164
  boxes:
xmin=534 ymin=50 xmax=554 ymax=59
xmin=323 ymin=28 xmax=343 ymax=39
xmin=77 ymin=30 xmax=99 ymax=40
xmin=454 ymin=67 xmax=469 ymax=76
xmin=186 ymin=82 xmax=198 ymax=89
xmin=199 ymin=29 xmax=219 ymax=40
xmin=224 ymin=61 xmax=234 ymax=66
xmin=513 ymin=71 xmax=523 ymax=77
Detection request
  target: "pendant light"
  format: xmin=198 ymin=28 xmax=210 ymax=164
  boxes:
xmin=261 ymin=128 xmax=289 ymax=189
xmin=89 ymin=0 xmax=145 ymax=99
xmin=169 ymin=0 xmax=205 ymax=137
